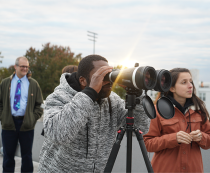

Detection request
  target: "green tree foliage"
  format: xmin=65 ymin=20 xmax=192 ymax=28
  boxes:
xmin=112 ymin=84 xmax=126 ymax=100
xmin=111 ymin=65 xmax=127 ymax=100
xmin=0 ymin=47 xmax=128 ymax=101
xmin=0 ymin=66 xmax=15 ymax=82
xmin=25 ymin=43 xmax=82 ymax=99
xmin=0 ymin=52 xmax=3 ymax=63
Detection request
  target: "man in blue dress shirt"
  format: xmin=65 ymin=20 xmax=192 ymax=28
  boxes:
xmin=0 ymin=57 xmax=43 ymax=173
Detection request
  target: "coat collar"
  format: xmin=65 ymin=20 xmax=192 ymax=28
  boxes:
xmin=184 ymin=106 xmax=196 ymax=118
xmin=174 ymin=106 xmax=196 ymax=118
xmin=9 ymin=72 xmax=31 ymax=81
xmin=167 ymin=95 xmax=194 ymax=115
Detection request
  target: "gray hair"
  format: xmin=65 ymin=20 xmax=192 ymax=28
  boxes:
xmin=15 ymin=56 xmax=28 ymax=66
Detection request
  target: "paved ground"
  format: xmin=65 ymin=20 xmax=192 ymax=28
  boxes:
xmin=0 ymin=155 xmax=39 ymax=173
xmin=0 ymin=150 xmax=209 ymax=173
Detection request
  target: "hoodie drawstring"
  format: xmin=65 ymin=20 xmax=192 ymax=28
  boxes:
xmin=86 ymin=124 xmax=88 ymax=158
xmin=185 ymin=110 xmax=192 ymax=148
xmin=108 ymin=97 xmax=112 ymax=116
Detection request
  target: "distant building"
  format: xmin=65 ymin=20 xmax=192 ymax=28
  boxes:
xmin=198 ymin=81 xmax=210 ymax=114
xmin=146 ymin=90 xmax=157 ymax=101
xmin=191 ymin=69 xmax=210 ymax=113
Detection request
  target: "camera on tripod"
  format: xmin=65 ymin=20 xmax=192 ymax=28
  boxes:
xmin=104 ymin=63 xmax=175 ymax=173
xmin=104 ymin=63 xmax=175 ymax=120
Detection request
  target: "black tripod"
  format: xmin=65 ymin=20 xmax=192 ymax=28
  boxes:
xmin=104 ymin=91 xmax=154 ymax=173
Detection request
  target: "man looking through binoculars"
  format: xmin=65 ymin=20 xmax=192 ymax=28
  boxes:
xmin=38 ymin=55 xmax=149 ymax=173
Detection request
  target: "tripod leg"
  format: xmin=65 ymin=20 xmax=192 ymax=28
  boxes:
xmin=134 ymin=128 xmax=154 ymax=173
xmin=126 ymin=125 xmax=133 ymax=173
xmin=104 ymin=128 xmax=125 ymax=173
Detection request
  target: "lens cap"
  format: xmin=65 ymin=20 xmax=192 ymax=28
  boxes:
xmin=142 ymin=95 xmax=156 ymax=119
xmin=156 ymin=96 xmax=175 ymax=119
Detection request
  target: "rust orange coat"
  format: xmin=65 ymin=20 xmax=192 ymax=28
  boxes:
xmin=143 ymin=106 xmax=210 ymax=173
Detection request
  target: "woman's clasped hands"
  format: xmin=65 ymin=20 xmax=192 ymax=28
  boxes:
xmin=176 ymin=130 xmax=202 ymax=144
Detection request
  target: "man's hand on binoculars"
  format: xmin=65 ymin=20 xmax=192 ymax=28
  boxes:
xmin=89 ymin=66 xmax=113 ymax=93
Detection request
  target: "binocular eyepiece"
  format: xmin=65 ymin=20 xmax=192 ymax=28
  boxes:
xmin=104 ymin=65 xmax=172 ymax=92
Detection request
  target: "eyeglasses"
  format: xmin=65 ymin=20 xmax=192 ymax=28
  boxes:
xmin=17 ymin=65 xmax=30 ymax=69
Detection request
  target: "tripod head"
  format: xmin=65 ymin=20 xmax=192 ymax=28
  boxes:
xmin=125 ymin=87 xmax=142 ymax=96
xmin=124 ymin=87 xmax=142 ymax=111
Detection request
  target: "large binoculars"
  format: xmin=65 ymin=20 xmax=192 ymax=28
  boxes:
xmin=104 ymin=65 xmax=175 ymax=120
xmin=104 ymin=66 xmax=172 ymax=92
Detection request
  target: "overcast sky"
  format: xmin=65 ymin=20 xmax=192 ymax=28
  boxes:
xmin=1 ymin=0 xmax=210 ymax=82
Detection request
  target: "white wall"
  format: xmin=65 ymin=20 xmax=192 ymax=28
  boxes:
xmin=198 ymin=88 xmax=210 ymax=114
xmin=146 ymin=90 xmax=158 ymax=101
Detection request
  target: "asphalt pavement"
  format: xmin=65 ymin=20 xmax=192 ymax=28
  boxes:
xmin=0 ymin=155 xmax=39 ymax=173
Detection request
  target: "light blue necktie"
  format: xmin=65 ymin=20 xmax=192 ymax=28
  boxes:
xmin=13 ymin=79 xmax=21 ymax=111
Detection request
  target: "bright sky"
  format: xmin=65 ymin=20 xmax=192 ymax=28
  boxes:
xmin=1 ymin=0 xmax=210 ymax=82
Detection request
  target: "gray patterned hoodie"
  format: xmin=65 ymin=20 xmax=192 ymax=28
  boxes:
xmin=38 ymin=73 xmax=150 ymax=173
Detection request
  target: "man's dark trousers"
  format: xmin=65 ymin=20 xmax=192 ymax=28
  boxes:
xmin=2 ymin=117 xmax=34 ymax=173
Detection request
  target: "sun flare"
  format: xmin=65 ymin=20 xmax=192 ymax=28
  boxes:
xmin=120 ymin=60 xmax=138 ymax=68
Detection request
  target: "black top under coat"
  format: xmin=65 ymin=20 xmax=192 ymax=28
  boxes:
xmin=167 ymin=95 xmax=194 ymax=115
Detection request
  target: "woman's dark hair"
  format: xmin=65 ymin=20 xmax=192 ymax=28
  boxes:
xmin=77 ymin=55 xmax=108 ymax=84
xmin=62 ymin=65 xmax=78 ymax=74
xmin=164 ymin=68 xmax=209 ymax=123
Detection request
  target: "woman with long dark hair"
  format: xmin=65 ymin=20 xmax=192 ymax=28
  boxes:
xmin=144 ymin=68 xmax=210 ymax=173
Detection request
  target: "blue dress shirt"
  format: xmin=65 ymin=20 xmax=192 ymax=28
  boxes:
xmin=10 ymin=74 xmax=29 ymax=116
